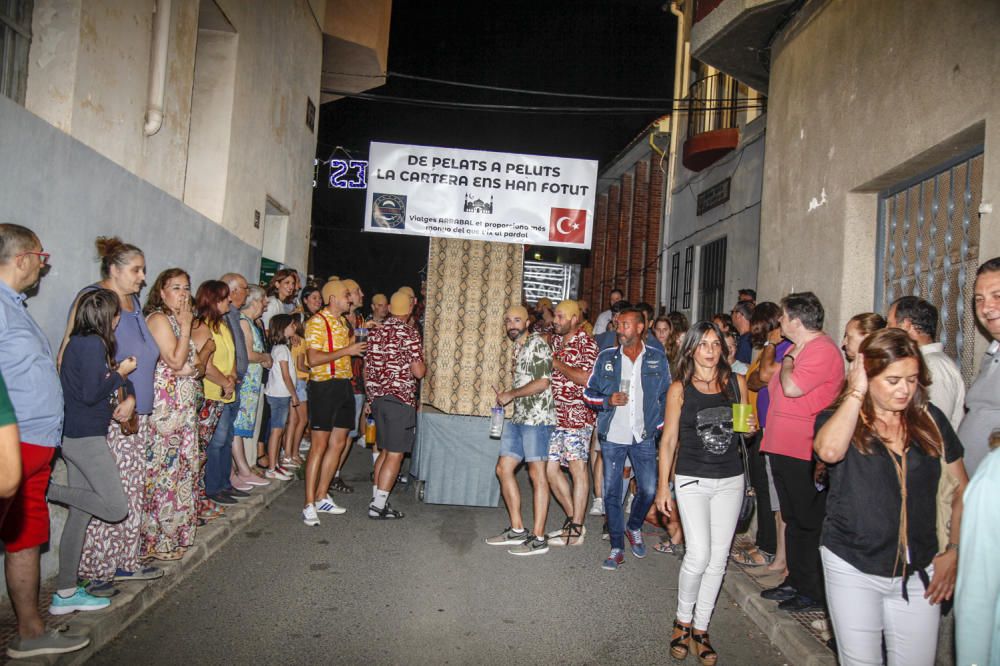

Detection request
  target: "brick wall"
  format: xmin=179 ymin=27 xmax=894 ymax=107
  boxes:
xmin=585 ymin=157 xmax=663 ymax=317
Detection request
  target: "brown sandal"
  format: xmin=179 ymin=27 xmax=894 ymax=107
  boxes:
xmin=670 ymin=620 xmax=692 ymax=660
xmin=690 ymin=630 xmax=718 ymax=666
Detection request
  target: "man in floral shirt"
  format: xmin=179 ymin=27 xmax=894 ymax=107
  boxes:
xmin=546 ymin=300 xmax=598 ymax=547
xmin=364 ymin=291 xmax=425 ymax=519
xmin=486 ymin=305 xmax=556 ymax=556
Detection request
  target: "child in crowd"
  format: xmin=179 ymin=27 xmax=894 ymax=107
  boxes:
xmin=262 ymin=315 xmax=298 ymax=481
xmin=287 ymin=315 xmax=309 ymax=467
xmin=48 ymin=289 xmax=134 ymax=613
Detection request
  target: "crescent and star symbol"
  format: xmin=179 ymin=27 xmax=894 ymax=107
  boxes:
xmin=555 ymin=216 xmax=580 ymax=235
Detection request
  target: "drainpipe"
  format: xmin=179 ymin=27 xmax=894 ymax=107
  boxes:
xmin=660 ymin=0 xmax=689 ymax=307
xmin=143 ymin=0 xmax=171 ymax=136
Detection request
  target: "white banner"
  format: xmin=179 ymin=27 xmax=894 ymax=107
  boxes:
xmin=363 ymin=142 xmax=598 ymax=249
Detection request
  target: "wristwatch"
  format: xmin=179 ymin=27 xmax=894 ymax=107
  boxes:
xmin=945 ymin=542 xmax=959 ymax=553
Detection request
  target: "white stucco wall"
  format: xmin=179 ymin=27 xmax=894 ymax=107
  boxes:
xmin=759 ymin=0 xmax=1000 ymax=348
xmin=24 ymin=0 xmax=323 ymax=275
xmin=666 ymin=115 xmax=765 ymax=318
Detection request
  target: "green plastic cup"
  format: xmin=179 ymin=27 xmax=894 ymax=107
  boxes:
xmin=732 ymin=403 xmax=753 ymax=433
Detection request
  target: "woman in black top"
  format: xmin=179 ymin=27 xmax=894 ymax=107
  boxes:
xmin=814 ymin=328 xmax=969 ymax=666
xmin=47 ymin=289 xmax=135 ymax=613
xmin=655 ymin=322 xmax=757 ymax=666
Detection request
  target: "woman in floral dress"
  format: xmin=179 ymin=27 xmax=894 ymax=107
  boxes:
xmin=141 ymin=269 xmax=201 ymax=561
xmin=231 ymin=286 xmax=271 ymax=490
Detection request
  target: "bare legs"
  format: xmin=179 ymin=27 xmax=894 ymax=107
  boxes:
xmin=5 ymin=548 xmax=44 ymax=640
xmin=547 ymin=460 xmax=590 ymax=542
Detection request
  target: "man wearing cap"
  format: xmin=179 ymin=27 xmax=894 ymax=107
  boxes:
xmin=546 ymin=300 xmax=599 ymax=546
xmin=398 ymin=286 xmax=418 ymax=327
xmin=333 ymin=278 xmax=366 ymax=494
xmin=301 ymin=280 xmax=365 ymax=526
xmin=364 ymin=291 xmax=425 ymax=519
xmin=486 ymin=305 xmax=556 ymax=556
xmin=578 ymin=300 xmax=594 ymax=337
xmin=367 ymin=293 xmax=389 ymax=328
xmin=532 ymin=298 xmax=556 ymax=341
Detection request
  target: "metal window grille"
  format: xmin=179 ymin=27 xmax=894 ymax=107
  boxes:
xmin=669 ymin=252 xmax=680 ymax=311
xmin=0 ymin=0 xmax=32 ymax=104
xmin=697 ymin=237 xmax=727 ymax=321
xmin=523 ymin=260 xmax=579 ymax=304
xmin=682 ymin=246 xmax=694 ymax=309
xmin=876 ymin=149 xmax=983 ymax=383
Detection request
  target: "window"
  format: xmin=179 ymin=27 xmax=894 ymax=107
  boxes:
xmin=669 ymin=252 xmax=680 ymax=311
xmin=682 ymin=246 xmax=694 ymax=310
xmin=697 ymin=237 xmax=727 ymax=321
xmin=876 ymin=149 xmax=983 ymax=382
xmin=0 ymin=0 xmax=32 ymax=104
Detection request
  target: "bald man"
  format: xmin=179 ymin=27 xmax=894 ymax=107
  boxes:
xmin=486 ymin=305 xmax=556 ymax=556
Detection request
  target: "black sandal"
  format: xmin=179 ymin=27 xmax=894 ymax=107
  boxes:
xmin=670 ymin=620 xmax=691 ymax=660
xmin=368 ymin=503 xmax=404 ymax=520
xmin=330 ymin=477 xmax=354 ymax=494
xmin=564 ymin=522 xmax=585 ymax=546
xmin=690 ymin=630 xmax=718 ymax=666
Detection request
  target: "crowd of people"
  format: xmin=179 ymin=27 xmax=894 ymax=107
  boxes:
xmin=487 ymin=263 xmax=999 ymax=666
xmin=0 ymin=223 xmax=424 ymax=659
xmin=0 ymin=219 xmax=998 ymax=664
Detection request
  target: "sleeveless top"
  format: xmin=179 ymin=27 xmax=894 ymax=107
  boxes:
xmin=203 ymin=323 xmax=236 ymax=403
xmin=675 ymin=378 xmax=743 ymax=479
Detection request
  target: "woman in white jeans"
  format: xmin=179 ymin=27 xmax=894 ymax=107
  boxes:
xmin=814 ymin=328 xmax=968 ymax=666
xmin=655 ymin=321 xmax=756 ymax=666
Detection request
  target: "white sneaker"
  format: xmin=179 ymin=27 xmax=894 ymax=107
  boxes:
xmin=315 ymin=496 xmax=346 ymax=515
xmin=265 ymin=467 xmax=292 ymax=481
xmin=302 ymin=504 xmax=320 ymax=526
xmin=590 ymin=497 xmax=605 ymax=516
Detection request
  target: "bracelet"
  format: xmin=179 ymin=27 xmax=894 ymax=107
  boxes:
xmin=846 ymin=389 xmax=865 ymax=403
xmin=945 ymin=542 xmax=959 ymax=553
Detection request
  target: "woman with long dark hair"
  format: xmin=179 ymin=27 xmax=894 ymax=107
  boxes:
xmin=191 ymin=280 xmax=236 ymax=517
xmin=48 ymin=288 xmax=133 ymax=612
xmin=655 ymin=321 xmax=757 ymax=666
xmin=813 ymin=328 xmax=968 ymax=665
xmin=141 ymin=268 xmax=201 ymax=560
xmin=66 ymin=238 xmax=162 ymax=588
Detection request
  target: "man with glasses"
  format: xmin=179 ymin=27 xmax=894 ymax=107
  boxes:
xmin=0 ymin=224 xmax=89 ymax=658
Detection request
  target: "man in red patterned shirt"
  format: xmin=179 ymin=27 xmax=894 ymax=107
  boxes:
xmin=363 ymin=291 xmax=425 ymax=519
xmin=546 ymin=300 xmax=599 ymax=546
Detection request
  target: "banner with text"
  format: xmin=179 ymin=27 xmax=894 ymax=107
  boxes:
xmin=363 ymin=142 xmax=598 ymax=249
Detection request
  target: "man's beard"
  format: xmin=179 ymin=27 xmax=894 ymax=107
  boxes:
xmin=506 ymin=328 xmax=523 ymax=341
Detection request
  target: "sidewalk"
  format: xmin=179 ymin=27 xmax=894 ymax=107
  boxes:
xmin=0 ymin=477 xmax=295 ymax=665
xmin=725 ymin=535 xmax=837 ymax=666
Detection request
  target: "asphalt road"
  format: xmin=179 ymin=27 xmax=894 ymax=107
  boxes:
xmin=90 ymin=448 xmax=787 ymax=665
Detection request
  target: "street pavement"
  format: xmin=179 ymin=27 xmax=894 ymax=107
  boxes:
xmin=90 ymin=448 xmax=787 ymax=665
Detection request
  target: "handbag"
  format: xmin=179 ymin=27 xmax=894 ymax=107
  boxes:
xmin=735 ymin=434 xmax=756 ymax=534
xmin=112 ymin=386 xmax=140 ymax=436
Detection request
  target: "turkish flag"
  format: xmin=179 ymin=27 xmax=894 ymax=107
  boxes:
xmin=548 ymin=208 xmax=587 ymax=244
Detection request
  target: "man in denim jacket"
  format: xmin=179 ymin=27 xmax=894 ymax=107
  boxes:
xmin=584 ymin=308 xmax=671 ymax=570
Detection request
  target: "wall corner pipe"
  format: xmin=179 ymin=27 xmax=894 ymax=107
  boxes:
xmin=143 ymin=0 xmax=171 ymax=137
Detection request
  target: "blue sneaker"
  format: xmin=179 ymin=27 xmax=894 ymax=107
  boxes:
xmin=50 ymin=587 xmax=111 ymax=615
xmin=602 ymin=549 xmax=625 ymax=570
xmin=626 ymin=528 xmax=647 ymax=558
xmin=113 ymin=566 xmax=163 ymax=582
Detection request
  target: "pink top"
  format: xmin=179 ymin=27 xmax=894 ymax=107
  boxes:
xmin=761 ymin=334 xmax=845 ymax=461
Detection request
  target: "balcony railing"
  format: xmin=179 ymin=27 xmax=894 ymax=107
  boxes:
xmin=687 ymin=73 xmax=741 ymax=139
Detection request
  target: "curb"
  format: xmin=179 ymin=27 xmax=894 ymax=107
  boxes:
xmin=46 ymin=479 xmax=295 ymax=665
xmin=724 ymin=568 xmax=837 ymax=666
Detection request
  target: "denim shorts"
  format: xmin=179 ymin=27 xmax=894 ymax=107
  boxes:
xmin=499 ymin=423 xmax=553 ymax=463
xmin=266 ymin=395 xmax=290 ymax=429
xmin=295 ymin=377 xmax=308 ymax=402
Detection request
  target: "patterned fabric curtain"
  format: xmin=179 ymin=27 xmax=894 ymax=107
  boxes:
xmin=423 ymin=238 xmax=523 ymax=416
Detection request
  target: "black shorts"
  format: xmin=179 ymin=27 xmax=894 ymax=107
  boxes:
xmin=307 ymin=378 xmax=355 ymax=431
xmin=372 ymin=395 xmax=417 ymax=454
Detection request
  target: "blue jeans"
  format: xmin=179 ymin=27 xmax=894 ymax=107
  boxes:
xmin=206 ymin=397 xmax=239 ymax=497
xmin=601 ymin=437 xmax=658 ymax=550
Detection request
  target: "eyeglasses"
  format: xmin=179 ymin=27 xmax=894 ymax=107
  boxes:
xmin=17 ymin=251 xmax=50 ymax=265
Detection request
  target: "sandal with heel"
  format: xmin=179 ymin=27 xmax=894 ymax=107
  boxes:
xmin=670 ymin=620 xmax=692 ymax=660
xmin=690 ymin=630 xmax=718 ymax=666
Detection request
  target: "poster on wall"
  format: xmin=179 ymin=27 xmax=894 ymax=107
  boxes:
xmin=363 ymin=141 xmax=598 ymax=249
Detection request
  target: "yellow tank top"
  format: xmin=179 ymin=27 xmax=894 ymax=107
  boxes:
xmin=291 ymin=338 xmax=308 ymax=380
xmin=203 ymin=324 xmax=236 ymax=403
